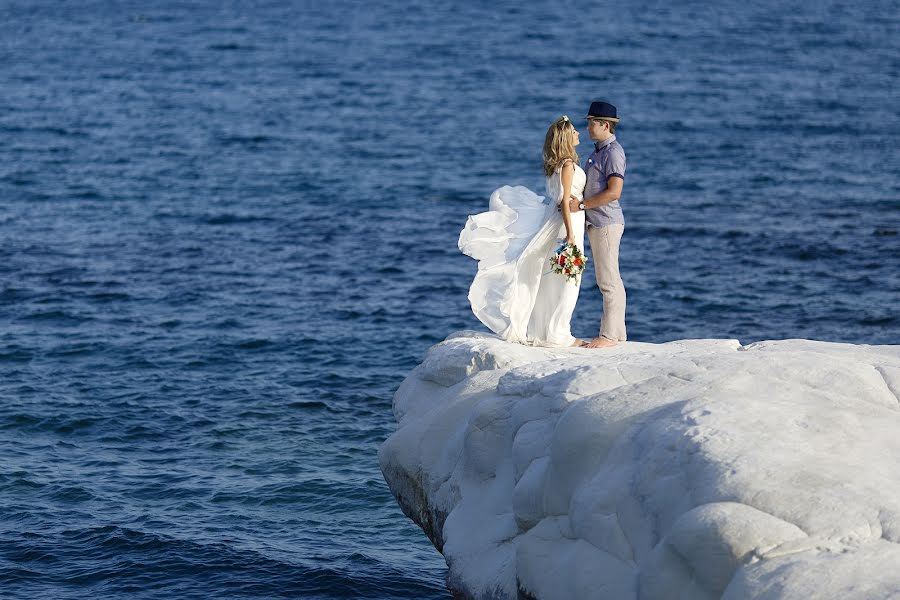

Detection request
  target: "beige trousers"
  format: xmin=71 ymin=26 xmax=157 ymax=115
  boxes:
xmin=587 ymin=224 xmax=627 ymax=341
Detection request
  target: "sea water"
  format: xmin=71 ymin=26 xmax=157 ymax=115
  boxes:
xmin=1 ymin=1 xmax=897 ymax=598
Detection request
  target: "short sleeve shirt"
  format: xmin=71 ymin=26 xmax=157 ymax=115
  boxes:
xmin=584 ymin=135 xmax=626 ymax=227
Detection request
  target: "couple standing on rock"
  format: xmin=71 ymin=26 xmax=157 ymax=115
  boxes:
xmin=459 ymin=101 xmax=628 ymax=349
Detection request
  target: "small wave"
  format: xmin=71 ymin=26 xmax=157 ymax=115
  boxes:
xmin=85 ymin=291 xmax=132 ymax=303
xmin=778 ymin=242 xmax=848 ymax=261
xmin=288 ymin=400 xmax=330 ymax=411
xmin=0 ymin=173 xmax=36 ymax=186
xmin=20 ymin=310 xmax=93 ymax=325
xmin=2 ymin=524 xmax=447 ymax=598
xmin=214 ymin=134 xmax=279 ymax=147
xmin=720 ymin=229 xmax=753 ymax=239
xmin=47 ymin=484 xmax=97 ymax=503
xmin=0 ymin=347 xmax=34 ymax=363
xmin=70 ymin=190 xmax=105 ymax=200
xmin=206 ymin=43 xmax=256 ymax=51
xmin=234 ymin=338 xmax=274 ymax=350
xmin=0 ymin=474 xmax=44 ymax=490
xmin=0 ymin=125 xmax=89 ymax=138
xmin=53 ymin=417 xmax=99 ymax=435
xmin=44 ymin=342 xmax=104 ymax=357
xmin=859 ymin=315 xmax=897 ymax=326
xmin=209 ymin=479 xmax=387 ymax=510
xmin=202 ymin=213 xmax=276 ymax=225
xmin=0 ymin=413 xmax=42 ymax=429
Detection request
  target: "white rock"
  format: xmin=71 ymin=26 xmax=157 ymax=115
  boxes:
xmin=379 ymin=331 xmax=900 ymax=599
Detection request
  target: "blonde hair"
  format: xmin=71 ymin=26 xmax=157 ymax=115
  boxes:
xmin=542 ymin=116 xmax=579 ymax=176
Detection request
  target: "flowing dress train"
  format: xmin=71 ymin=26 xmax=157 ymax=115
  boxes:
xmin=458 ymin=164 xmax=586 ymax=347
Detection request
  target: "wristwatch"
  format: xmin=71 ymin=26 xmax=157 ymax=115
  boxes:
xmin=579 ymin=201 xmax=585 ymax=211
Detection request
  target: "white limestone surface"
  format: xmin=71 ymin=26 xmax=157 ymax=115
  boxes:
xmin=379 ymin=331 xmax=900 ymax=599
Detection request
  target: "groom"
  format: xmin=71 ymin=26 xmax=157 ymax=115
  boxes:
xmin=569 ymin=101 xmax=627 ymax=348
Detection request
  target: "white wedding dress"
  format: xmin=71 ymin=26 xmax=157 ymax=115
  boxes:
xmin=458 ymin=163 xmax=586 ymax=347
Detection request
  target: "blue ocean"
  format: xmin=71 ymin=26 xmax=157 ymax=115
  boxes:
xmin=1 ymin=1 xmax=897 ymax=598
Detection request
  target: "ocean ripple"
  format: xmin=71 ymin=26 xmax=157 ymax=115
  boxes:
xmin=0 ymin=0 xmax=897 ymax=598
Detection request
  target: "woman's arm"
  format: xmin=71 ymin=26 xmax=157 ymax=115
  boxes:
xmin=560 ymin=160 xmax=575 ymax=245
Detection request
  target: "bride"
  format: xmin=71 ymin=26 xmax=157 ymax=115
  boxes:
xmin=458 ymin=115 xmax=587 ymax=347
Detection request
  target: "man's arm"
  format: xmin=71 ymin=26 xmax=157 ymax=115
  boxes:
xmin=584 ymin=176 xmax=623 ymax=209
xmin=568 ymin=176 xmax=623 ymax=212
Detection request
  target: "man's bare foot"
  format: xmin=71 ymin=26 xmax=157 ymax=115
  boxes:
xmin=586 ymin=337 xmax=618 ymax=349
xmin=571 ymin=338 xmax=588 ymax=347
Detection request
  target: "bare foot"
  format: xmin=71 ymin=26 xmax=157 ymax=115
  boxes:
xmin=586 ymin=337 xmax=618 ymax=349
xmin=571 ymin=338 xmax=588 ymax=347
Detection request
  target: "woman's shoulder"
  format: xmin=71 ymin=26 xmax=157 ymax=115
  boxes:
xmin=557 ymin=159 xmax=587 ymax=174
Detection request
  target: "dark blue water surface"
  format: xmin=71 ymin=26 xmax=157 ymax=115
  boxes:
xmin=1 ymin=1 xmax=898 ymax=598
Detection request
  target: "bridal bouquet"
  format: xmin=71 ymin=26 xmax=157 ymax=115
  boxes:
xmin=549 ymin=242 xmax=587 ymax=282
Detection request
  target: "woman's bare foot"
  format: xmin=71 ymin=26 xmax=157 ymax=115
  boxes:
xmin=586 ymin=337 xmax=618 ymax=349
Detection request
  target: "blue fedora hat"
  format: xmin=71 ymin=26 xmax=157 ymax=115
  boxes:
xmin=585 ymin=101 xmax=620 ymax=122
